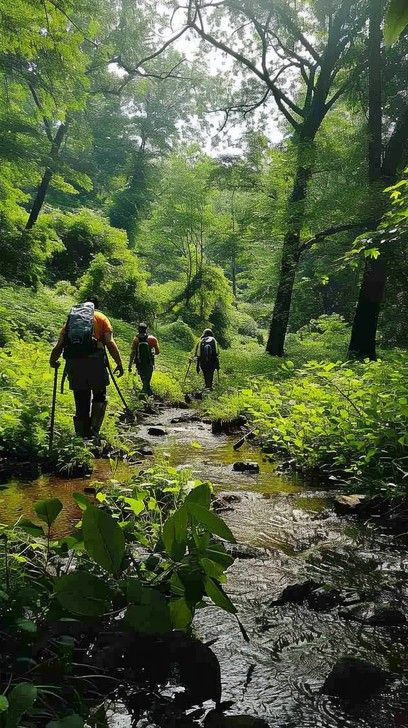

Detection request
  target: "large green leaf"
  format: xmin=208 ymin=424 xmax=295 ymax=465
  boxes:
xmin=204 ymin=578 xmax=237 ymax=614
xmin=186 ymin=503 xmax=236 ymax=543
xmin=204 ymin=542 xmax=234 ymax=569
xmin=162 ymin=506 xmax=188 ymax=560
xmin=0 ymin=696 xmax=8 ymax=713
xmin=55 ymin=572 xmax=111 ymax=616
xmin=124 ymin=587 xmax=171 ymax=634
xmin=17 ymin=519 xmax=44 ymax=538
xmin=184 ymin=482 xmax=212 ymax=509
xmin=72 ymin=492 xmax=92 ymax=511
xmin=34 ymin=498 xmax=63 ymax=527
xmin=5 ymin=682 xmax=37 ymax=728
xmin=82 ymin=505 xmax=125 ymax=574
xmin=384 ymin=0 xmax=408 ymax=44
xmin=170 ymin=598 xmax=193 ymax=630
xmin=46 ymin=716 xmax=84 ymax=728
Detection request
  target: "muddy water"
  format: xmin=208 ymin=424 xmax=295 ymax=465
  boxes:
xmin=1 ymin=407 xmax=408 ymax=727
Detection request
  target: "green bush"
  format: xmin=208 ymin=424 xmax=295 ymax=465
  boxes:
xmin=159 ymin=319 xmax=196 ymax=351
xmin=78 ymin=252 xmax=157 ymax=323
xmin=0 ymin=213 xmax=62 ymax=288
xmin=230 ymin=307 xmax=259 ymax=339
xmin=45 ymin=208 xmax=128 ymax=284
xmin=286 ymin=314 xmax=349 ymax=362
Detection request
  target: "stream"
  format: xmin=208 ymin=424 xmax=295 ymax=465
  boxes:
xmin=1 ymin=407 xmax=407 ymax=727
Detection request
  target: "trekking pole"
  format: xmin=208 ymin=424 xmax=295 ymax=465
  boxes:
xmin=183 ymin=359 xmax=193 ymax=385
xmin=49 ymin=364 xmax=59 ymax=455
xmin=105 ymin=355 xmax=133 ymax=418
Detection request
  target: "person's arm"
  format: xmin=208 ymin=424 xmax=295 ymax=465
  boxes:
xmin=49 ymin=330 xmax=65 ymax=368
xmin=151 ymin=336 xmax=160 ymax=355
xmin=104 ymin=332 xmax=124 ymax=376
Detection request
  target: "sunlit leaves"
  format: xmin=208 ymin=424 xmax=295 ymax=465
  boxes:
xmin=82 ymin=505 xmax=125 ymax=574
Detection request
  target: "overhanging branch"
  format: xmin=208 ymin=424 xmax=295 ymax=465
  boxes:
xmin=299 ymin=220 xmax=376 ymax=252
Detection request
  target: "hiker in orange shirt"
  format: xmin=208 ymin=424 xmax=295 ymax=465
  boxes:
xmin=49 ymin=296 xmax=124 ymax=438
xmin=129 ymin=323 xmax=160 ymax=396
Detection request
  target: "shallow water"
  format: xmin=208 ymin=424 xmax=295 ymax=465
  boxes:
xmin=1 ymin=407 xmax=408 ymax=727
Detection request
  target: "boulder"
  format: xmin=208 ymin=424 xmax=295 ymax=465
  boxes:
xmin=233 ymin=461 xmax=260 ymax=473
xmin=306 ymin=586 xmax=341 ymax=611
xmin=322 ymin=656 xmax=394 ymax=700
xmin=333 ymin=494 xmax=366 ymax=516
xmin=139 ymin=445 xmax=154 ymax=456
xmin=340 ymin=602 xmax=407 ymax=626
xmin=147 ymin=426 xmax=167 ymax=436
xmin=270 ymin=579 xmax=319 ymax=606
xmin=213 ymin=493 xmax=242 ymax=513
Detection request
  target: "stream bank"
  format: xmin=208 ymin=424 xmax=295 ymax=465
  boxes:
xmin=1 ymin=406 xmax=407 ymax=727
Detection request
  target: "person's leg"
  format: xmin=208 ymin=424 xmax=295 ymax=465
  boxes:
xmin=90 ymin=388 xmax=107 ymax=436
xmin=203 ymin=367 xmax=214 ymax=389
xmin=73 ymin=390 xmax=91 ymax=437
xmin=139 ymin=365 xmax=153 ymax=395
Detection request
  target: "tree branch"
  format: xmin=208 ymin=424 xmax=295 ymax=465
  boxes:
xmin=299 ymin=220 xmax=375 ymax=252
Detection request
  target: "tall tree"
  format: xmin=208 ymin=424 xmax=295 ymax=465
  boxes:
xmin=183 ymin=0 xmax=367 ymax=354
xmin=348 ymin=1 xmax=408 ymax=359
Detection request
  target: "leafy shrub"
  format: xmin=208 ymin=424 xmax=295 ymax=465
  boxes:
xmin=53 ymin=280 xmax=78 ymax=297
xmin=0 ymin=213 xmax=62 ymax=288
xmin=0 ymin=470 xmax=238 ymax=724
xmin=286 ymin=314 xmax=349 ymax=362
xmin=159 ymin=319 xmax=196 ymax=350
xmin=78 ymin=252 xmax=157 ymax=323
xmin=207 ymin=354 xmax=408 ymax=494
xmin=230 ymin=307 xmax=259 ymax=339
xmin=45 ymin=208 xmax=128 ymax=283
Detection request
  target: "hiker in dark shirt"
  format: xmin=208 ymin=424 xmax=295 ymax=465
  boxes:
xmin=194 ymin=328 xmax=220 ymax=390
xmin=129 ymin=323 xmax=160 ymax=395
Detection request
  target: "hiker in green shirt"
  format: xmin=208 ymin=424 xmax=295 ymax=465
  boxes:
xmin=129 ymin=323 xmax=160 ymax=395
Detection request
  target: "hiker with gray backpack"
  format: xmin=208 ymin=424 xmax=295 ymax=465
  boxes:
xmin=49 ymin=297 xmax=124 ymax=438
xmin=128 ymin=323 xmax=160 ymax=396
xmin=194 ymin=328 xmax=220 ymax=390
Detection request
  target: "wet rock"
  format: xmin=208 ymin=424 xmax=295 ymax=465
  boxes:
xmin=147 ymin=426 xmax=167 ymax=436
xmin=139 ymin=445 xmax=154 ymax=456
xmin=213 ymin=493 xmax=242 ymax=513
xmin=212 ymin=415 xmax=247 ymax=435
xmin=232 ymin=461 xmax=260 ymax=473
xmin=83 ymin=486 xmax=96 ymax=495
xmin=306 ymin=586 xmax=341 ymax=611
xmin=185 ymin=393 xmax=193 ymax=404
xmin=340 ymin=602 xmax=407 ymax=626
xmin=170 ymin=414 xmax=201 ymax=424
xmin=270 ymin=579 xmax=319 ymax=606
xmin=205 ymin=712 xmax=269 ymax=728
xmin=333 ymin=494 xmax=367 ymax=515
xmin=322 ymin=656 xmax=395 ymax=700
xmin=224 ymin=542 xmax=269 ymax=559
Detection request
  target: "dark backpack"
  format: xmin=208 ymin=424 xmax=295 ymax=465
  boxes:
xmin=136 ymin=333 xmax=154 ymax=369
xmin=199 ymin=336 xmax=217 ymax=368
xmin=63 ymin=303 xmax=97 ymax=360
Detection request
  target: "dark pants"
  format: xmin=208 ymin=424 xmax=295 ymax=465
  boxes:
xmin=137 ymin=364 xmax=153 ymax=395
xmin=201 ymin=366 xmax=216 ymax=389
xmin=73 ymin=389 xmax=107 ymax=436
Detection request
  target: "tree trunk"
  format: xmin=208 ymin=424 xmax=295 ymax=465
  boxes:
xmin=26 ymin=123 xmax=67 ymax=230
xmin=266 ymin=139 xmax=315 ymax=355
xmin=348 ymin=0 xmax=383 ymax=359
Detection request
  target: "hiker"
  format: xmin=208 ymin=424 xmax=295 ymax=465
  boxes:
xmin=49 ymin=297 xmax=124 ymax=438
xmin=129 ymin=323 xmax=160 ymax=396
xmin=194 ymin=328 xmax=220 ymax=390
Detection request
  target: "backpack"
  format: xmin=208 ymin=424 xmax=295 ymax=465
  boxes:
xmin=199 ymin=336 xmax=217 ymax=368
xmin=136 ymin=333 xmax=154 ymax=369
xmin=63 ymin=303 xmax=97 ymax=360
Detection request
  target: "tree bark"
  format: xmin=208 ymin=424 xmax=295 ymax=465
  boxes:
xmin=25 ymin=123 xmax=67 ymax=230
xmin=348 ymin=0 xmax=383 ymax=359
xmin=266 ymin=138 xmax=315 ymax=355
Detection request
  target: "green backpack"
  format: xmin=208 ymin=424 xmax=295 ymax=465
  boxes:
xmin=136 ymin=333 xmax=154 ymax=369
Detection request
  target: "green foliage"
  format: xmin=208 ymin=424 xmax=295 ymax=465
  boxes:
xmin=46 ymin=209 xmax=129 ymax=284
xmin=0 ymin=465 xmax=237 ymax=723
xmin=384 ymin=0 xmax=408 ymax=44
xmin=159 ymin=320 xmax=196 ymax=350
